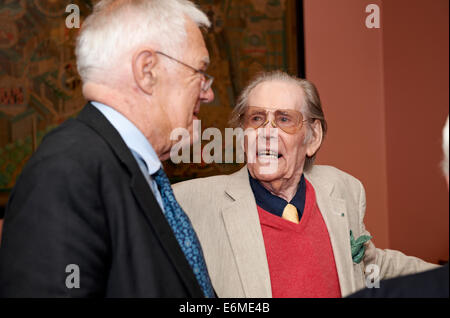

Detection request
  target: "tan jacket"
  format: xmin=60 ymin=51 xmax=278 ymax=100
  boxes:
xmin=173 ymin=165 xmax=437 ymax=297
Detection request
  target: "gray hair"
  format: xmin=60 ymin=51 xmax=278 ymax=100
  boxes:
xmin=230 ymin=71 xmax=327 ymax=171
xmin=442 ymin=116 xmax=449 ymax=176
xmin=76 ymin=0 xmax=210 ymax=84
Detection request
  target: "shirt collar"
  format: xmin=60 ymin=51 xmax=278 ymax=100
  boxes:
xmin=91 ymin=101 xmax=161 ymax=175
xmin=248 ymin=171 xmax=306 ymax=218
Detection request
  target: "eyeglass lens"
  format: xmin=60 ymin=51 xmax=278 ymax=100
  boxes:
xmin=244 ymin=107 xmax=304 ymax=134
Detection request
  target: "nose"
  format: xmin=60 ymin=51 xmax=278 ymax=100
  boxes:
xmin=262 ymin=113 xmax=277 ymax=131
xmin=259 ymin=119 xmax=278 ymax=139
xmin=200 ymin=86 xmax=215 ymax=104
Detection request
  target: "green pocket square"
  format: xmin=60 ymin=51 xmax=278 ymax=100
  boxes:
xmin=350 ymin=230 xmax=372 ymax=264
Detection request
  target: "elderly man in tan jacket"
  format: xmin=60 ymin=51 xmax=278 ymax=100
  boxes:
xmin=174 ymin=71 xmax=436 ymax=298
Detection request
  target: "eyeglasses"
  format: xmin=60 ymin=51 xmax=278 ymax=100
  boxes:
xmin=155 ymin=51 xmax=214 ymax=92
xmin=241 ymin=106 xmax=309 ymax=134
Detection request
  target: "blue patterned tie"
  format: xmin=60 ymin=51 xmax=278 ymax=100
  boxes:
xmin=152 ymin=168 xmax=215 ymax=298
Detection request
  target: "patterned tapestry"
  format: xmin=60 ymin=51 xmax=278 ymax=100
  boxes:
xmin=0 ymin=0 xmax=299 ymax=203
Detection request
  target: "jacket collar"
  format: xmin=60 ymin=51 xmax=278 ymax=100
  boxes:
xmin=222 ymin=166 xmax=272 ymax=297
xmin=305 ymin=168 xmax=356 ymax=297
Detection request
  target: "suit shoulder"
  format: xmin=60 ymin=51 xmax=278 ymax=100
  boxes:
xmin=30 ymin=118 xmax=111 ymax=166
xmin=173 ymin=174 xmax=229 ymax=195
xmin=307 ymin=165 xmax=364 ymax=189
xmin=18 ymin=118 xmax=117 ymax=187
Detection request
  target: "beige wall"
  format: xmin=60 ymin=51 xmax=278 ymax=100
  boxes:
xmin=304 ymin=0 xmax=448 ymax=263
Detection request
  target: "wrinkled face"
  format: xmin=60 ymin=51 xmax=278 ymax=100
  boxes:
xmin=245 ymin=80 xmax=310 ymax=183
xmin=155 ymin=18 xmax=214 ymax=141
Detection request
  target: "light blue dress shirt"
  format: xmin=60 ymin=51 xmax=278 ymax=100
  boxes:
xmin=91 ymin=101 xmax=165 ymax=211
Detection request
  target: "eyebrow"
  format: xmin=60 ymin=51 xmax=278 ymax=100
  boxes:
xmin=200 ymin=57 xmax=210 ymax=69
xmin=249 ymin=110 xmax=267 ymax=115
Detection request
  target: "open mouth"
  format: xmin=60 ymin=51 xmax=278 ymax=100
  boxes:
xmin=257 ymin=150 xmax=283 ymax=159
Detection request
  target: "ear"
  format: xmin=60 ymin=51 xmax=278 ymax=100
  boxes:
xmin=306 ymin=119 xmax=323 ymax=157
xmin=132 ymin=48 xmax=158 ymax=95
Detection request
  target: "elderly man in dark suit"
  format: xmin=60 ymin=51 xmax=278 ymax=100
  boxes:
xmin=0 ymin=0 xmax=215 ymax=297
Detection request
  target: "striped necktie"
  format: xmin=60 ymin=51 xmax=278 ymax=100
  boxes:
xmin=152 ymin=168 xmax=215 ymax=298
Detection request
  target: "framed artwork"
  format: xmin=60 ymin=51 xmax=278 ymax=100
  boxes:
xmin=0 ymin=0 xmax=303 ymax=208
xmin=0 ymin=0 xmax=94 ymax=209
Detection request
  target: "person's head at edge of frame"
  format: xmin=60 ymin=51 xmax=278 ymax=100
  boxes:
xmin=230 ymin=71 xmax=327 ymax=199
xmin=442 ymin=116 xmax=449 ymax=189
xmin=76 ymin=0 xmax=214 ymax=161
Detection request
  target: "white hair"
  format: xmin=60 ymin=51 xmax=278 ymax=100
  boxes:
xmin=75 ymin=0 xmax=210 ymax=84
xmin=442 ymin=116 xmax=449 ymax=176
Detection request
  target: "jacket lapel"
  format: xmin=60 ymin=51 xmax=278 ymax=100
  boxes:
xmin=77 ymin=103 xmax=203 ymax=297
xmin=305 ymin=171 xmax=356 ymax=297
xmin=221 ymin=167 xmax=272 ymax=298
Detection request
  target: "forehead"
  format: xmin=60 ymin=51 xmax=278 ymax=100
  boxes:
xmin=184 ymin=17 xmax=209 ymax=67
xmin=248 ymin=80 xmax=304 ymax=111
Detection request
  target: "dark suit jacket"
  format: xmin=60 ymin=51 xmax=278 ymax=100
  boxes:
xmin=0 ymin=103 xmax=204 ymax=298
xmin=349 ymin=264 xmax=449 ymax=298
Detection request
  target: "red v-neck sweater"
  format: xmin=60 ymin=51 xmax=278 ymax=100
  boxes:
xmin=257 ymin=179 xmax=342 ymax=298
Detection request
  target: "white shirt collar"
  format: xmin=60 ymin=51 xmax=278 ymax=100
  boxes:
xmin=91 ymin=101 xmax=161 ymax=175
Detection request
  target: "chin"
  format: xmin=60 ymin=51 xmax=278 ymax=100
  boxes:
xmin=253 ymin=173 xmax=283 ymax=183
xmin=249 ymin=162 xmax=284 ymax=182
